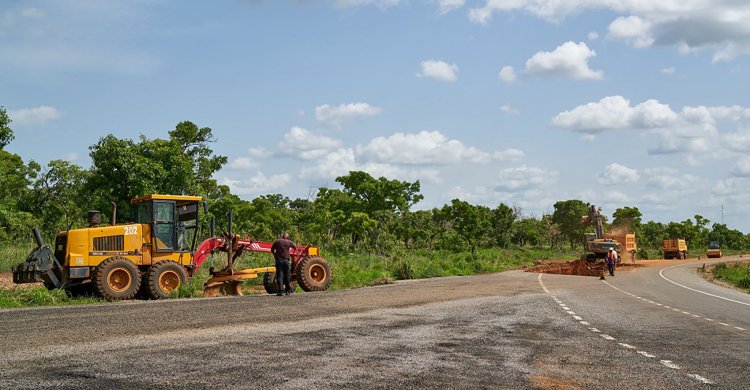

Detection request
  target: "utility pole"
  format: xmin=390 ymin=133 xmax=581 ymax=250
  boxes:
xmin=721 ymin=204 xmax=724 ymax=225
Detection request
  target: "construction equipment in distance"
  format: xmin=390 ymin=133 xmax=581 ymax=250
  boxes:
xmin=706 ymin=241 xmax=722 ymax=258
xmin=12 ymin=194 xmax=332 ymax=300
xmin=662 ymin=239 xmax=688 ymax=259
xmin=604 ymin=231 xmax=637 ymax=262
xmin=581 ymin=204 xmax=620 ymax=261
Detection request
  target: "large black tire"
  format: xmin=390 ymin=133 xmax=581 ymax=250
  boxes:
xmin=262 ymin=271 xmax=297 ymax=294
xmin=94 ymin=257 xmax=141 ymax=301
xmin=295 ymin=256 xmax=332 ymax=292
xmin=145 ymin=260 xmax=189 ymax=299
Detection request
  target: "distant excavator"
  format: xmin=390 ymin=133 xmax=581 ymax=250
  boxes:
xmin=581 ymin=205 xmax=620 ymax=262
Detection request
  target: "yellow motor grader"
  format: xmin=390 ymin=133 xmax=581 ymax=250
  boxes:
xmin=12 ymin=194 xmax=332 ymax=300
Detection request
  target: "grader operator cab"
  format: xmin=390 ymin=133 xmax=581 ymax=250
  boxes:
xmin=12 ymin=194 xmax=332 ymax=300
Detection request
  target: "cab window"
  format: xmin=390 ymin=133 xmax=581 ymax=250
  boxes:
xmin=153 ymin=201 xmax=176 ymax=252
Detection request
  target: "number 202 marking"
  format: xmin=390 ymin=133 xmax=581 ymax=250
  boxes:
xmin=124 ymin=226 xmax=138 ymax=235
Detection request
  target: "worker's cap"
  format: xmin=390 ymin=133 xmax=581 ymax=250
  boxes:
xmin=608 ymin=248 xmax=614 ymax=251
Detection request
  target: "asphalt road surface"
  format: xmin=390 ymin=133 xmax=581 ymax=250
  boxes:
xmin=1 ymin=256 xmax=748 ymax=389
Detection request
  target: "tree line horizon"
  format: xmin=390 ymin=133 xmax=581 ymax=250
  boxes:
xmin=2 ymin=108 xmax=748 ymax=255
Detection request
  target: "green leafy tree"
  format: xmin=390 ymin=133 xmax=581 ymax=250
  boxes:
xmin=87 ymin=122 xmax=227 ymax=221
xmin=552 ymin=200 xmax=589 ymax=249
xmin=612 ymin=206 xmax=642 ymax=230
xmin=0 ymin=106 xmax=13 ymax=149
xmin=447 ymin=199 xmax=491 ymax=254
xmin=490 ymin=203 xmax=516 ymax=248
xmin=26 ymin=160 xmax=90 ymax=233
xmin=639 ymin=221 xmax=666 ymax=248
xmin=512 ymin=217 xmax=546 ymax=247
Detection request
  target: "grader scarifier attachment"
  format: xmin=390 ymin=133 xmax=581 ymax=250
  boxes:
xmin=194 ymin=214 xmax=332 ymax=297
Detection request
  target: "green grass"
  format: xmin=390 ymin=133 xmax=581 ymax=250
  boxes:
xmin=1 ymin=243 xmax=580 ymax=307
xmin=0 ymin=243 xmax=35 ymax=272
xmin=0 ymin=287 xmax=105 ymax=308
xmin=711 ymin=261 xmax=750 ymax=292
xmin=324 ymin=246 xmax=580 ymax=291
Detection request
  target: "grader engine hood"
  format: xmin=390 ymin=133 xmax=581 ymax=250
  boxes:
xmin=11 ymin=228 xmax=64 ymax=288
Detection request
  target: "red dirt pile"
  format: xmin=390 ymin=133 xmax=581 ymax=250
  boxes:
xmin=526 ymin=259 xmax=606 ymax=277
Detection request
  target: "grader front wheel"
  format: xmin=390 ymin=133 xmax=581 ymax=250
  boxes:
xmin=146 ymin=261 xmax=188 ymax=299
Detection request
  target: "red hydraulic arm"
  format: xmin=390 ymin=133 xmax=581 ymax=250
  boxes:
xmin=191 ymin=234 xmax=313 ymax=276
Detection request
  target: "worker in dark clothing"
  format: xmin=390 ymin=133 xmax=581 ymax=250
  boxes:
xmin=271 ymin=232 xmax=296 ymax=296
xmin=606 ymin=248 xmax=616 ymax=277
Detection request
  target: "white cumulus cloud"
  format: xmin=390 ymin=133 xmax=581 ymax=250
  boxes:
xmin=300 ymin=148 xmax=442 ymax=184
xmin=8 ymin=106 xmax=62 ymax=126
xmin=357 ymin=130 xmax=490 ymax=165
xmin=493 ymin=148 xmax=525 ymax=162
xmin=278 ymin=127 xmax=343 ymax=160
xmin=417 ymin=60 xmax=459 ymax=82
xmin=597 ymin=163 xmax=640 ymax=184
xmin=228 ymin=157 xmax=258 ymax=170
xmin=315 ymin=102 xmax=382 ymax=128
xmin=467 ymin=1 xmax=750 ymax=62
xmin=495 ymin=165 xmax=558 ymax=192
xmin=607 ymin=16 xmax=654 ymax=48
xmin=644 ymin=167 xmax=702 ymax=190
xmin=437 ymin=0 xmax=466 ymax=14
xmin=731 ymin=157 xmax=750 ymax=177
xmin=500 ymin=105 xmax=519 ymax=115
xmin=220 ymin=172 xmax=291 ymax=196
xmin=498 ymin=65 xmax=516 ymax=83
xmin=524 ymin=42 xmax=603 ymax=80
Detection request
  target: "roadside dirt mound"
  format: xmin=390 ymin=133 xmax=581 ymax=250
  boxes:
xmin=526 ymin=259 xmax=606 ymax=277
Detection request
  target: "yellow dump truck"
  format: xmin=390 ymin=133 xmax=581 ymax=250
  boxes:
xmin=604 ymin=232 xmax=637 ymax=261
xmin=662 ymin=239 xmax=688 ymax=259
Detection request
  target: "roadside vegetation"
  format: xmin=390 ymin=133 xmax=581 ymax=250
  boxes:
xmin=2 ymin=107 xmax=750 ymax=307
xmin=711 ymin=262 xmax=750 ymax=292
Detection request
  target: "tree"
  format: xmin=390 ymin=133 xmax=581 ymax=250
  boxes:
xmin=447 ymin=199 xmax=491 ymax=255
xmin=490 ymin=203 xmax=517 ymax=248
xmin=87 ymin=122 xmax=227 ymax=221
xmin=168 ymin=121 xmax=228 ymax=195
xmin=0 ymin=106 xmax=13 ymax=149
xmin=512 ymin=217 xmax=545 ymax=247
xmin=552 ymin=200 xmax=589 ymax=249
xmin=336 ymin=171 xmax=423 ymax=214
xmin=27 ymin=160 xmax=90 ymax=232
xmin=612 ymin=206 xmax=642 ymax=230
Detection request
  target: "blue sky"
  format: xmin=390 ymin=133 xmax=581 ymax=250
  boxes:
xmin=2 ymin=1 xmax=750 ymax=231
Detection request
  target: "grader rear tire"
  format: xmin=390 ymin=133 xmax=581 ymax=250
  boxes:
xmin=146 ymin=260 xmax=188 ymax=299
xmin=295 ymin=256 xmax=332 ymax=292
xmin=94 ymin=257 xmax=141 ymax=301
xmin=263 ymin=271 xmax=298 ymax=294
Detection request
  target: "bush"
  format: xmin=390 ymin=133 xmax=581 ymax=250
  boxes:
xmin=637 ymin=248 xmax=649 ymax=260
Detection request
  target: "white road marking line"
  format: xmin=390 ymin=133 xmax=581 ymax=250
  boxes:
xmin=735 ymin=326 xmax=746 ymax=331
xmin=682 ymin=311 xmax=691 ymax=315
xmin=664 ymin=306 xmax=672 ymax=309
xmin=718 ymin=322 xmax=729 ymax=326
xmin=659 ymin=264 xmax=750 ymax=306
xmin=705 ymin=318 xmax=714 ymax=322
xmin=672 ymin=308 xmax=680 ymax=312
xmin=660 ymin=360 xmax=681 ymax=370
xmin=686 ymin=374 xmax=714 ymax=384
xmin=544 ymin=274 xmax=714 ymax=382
